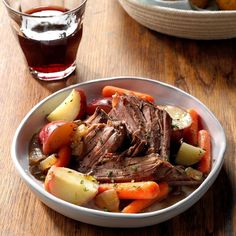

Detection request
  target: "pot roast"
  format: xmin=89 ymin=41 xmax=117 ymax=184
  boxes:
xmin=75 ymin=94 xmax=195 ymax=185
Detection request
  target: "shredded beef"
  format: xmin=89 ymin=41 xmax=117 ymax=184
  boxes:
xmin=73 ymin=94 xmax=199 ymax=186
xmin=91 ymin=153 xmax=197 ymax=185
xmin=109 ymin=94 xmax=171 ymax=160
xmin=85 ymin=107 xmax=109 ymax=125
xmin=78 ymin=121 xmax=127 ymax=172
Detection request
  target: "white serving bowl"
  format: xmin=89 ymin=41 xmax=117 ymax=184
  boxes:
xmin=12 ymin=77 xmax=226 ymax=228
xmin=118 ymin=0 xmax=236 ymax=40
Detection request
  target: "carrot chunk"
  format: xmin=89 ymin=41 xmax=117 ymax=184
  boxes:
xmin=122 ymin=182 xmax=169 ymax=213
xmin=184 ymin=109 xmax=199 ymax=146
xmin=102 ymin=86 xmax=154 ymax=103
xmin=98 ymin=181 xmax=160 ymax=200
xmin=197 ymin=130 xmax=212 ymax=174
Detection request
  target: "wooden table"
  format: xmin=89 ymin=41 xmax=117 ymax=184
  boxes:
xmin=0 ymin=0 xmax=235 ymax=235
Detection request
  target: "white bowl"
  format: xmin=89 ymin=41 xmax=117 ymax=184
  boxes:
xmin=12 ymin=77 xmax=226 ymax=228
xmin=118 ymin=0 xmax=236 ymax=40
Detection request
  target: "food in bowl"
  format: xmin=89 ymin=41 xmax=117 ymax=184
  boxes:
xmin=28 ymin=85 xmax=212 ymax=213
xmin=216 ymin=0 xmax=236 ymax=10
xmin=189 ymin=0 xmax=209 ymax=8
xmin=189 ymin=0 xmax=236 ymax=10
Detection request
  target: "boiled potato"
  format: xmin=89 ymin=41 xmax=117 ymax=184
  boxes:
xmin=176 ymin=142 xmax=205 ymax=166
xmin=95 ymin=189 xmax=120 ymax=212
xmin=45 ymin=167 xmax=98 ymax=205
xmin=164 ymin=105 xmax=192 ymax=131
xmin=164 ymin=105 xmax=192 ymax=142
xmin=47 ymin=89 xmax=87 ymax=122
xmin=39 ymin=121 xmax=77 ymax=155
xmin=216 ymin=0 xmax=236 ymax=10
xmin=39 ymin=154 xmax=58 ymax=171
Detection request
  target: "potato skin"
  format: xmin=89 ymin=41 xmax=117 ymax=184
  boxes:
xmin=216 ymin=0 xmax=236 ymax=10
xmin=190 ymin=0 xmax=209 ymax=8
xmin=45 ymin=167 xmax=99 ymax=205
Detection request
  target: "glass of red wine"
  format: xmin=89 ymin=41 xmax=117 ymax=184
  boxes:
xmin=3 ymin=0 xmax=87 ymax=81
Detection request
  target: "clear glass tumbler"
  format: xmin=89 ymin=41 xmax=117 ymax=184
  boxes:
xmin=3 ymin=0 xmax=87 ymax=81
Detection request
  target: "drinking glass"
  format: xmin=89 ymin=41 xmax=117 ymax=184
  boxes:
xmin=3 ymin=0 xmax=87 ymax=81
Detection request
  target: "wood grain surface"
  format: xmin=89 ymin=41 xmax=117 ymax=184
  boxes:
xmin=0 ymin=0 xmax=235 ymax=235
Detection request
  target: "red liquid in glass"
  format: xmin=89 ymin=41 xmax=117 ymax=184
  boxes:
xmin=17 ymin=6 xmax=83 ymax=76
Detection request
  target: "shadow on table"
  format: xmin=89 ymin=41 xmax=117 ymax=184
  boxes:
xmin=40 ymin=165 xmax=233 ymax=236
xmin=31 ymin=62 xmax=98 ymax=93
xmin=149 ymin=30 xmax=236 ymax=87
xmin=119 ymin=23 xmax=236 ymax=92
xmin=31 ymin=63 xmax=106 ymax=93
xmin=31 ymin=70 xmax=79 ymax=93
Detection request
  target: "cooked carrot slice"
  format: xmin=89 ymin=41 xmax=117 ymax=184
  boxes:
xmin=102 ymin=86 xmax=154 ymax=103
xmin=197 ymin=130 xmax=212 ymax=174
xmin=122 ymin=182 xmax=169 ymax=213
xmin=98 ymin=181 xmax=160 ymax=200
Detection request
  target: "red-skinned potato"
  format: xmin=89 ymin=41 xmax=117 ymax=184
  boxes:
xmin=54 ymin=145 xmax=71 ymax=167
xmin=86 ymin=98 xmax=112 ymax=115
xmin=39 ymin=121 xmax=77 ymax=155
xmin=76 ymin=89 xmax=87 ymax=119
xmin=183 ymin=109 xmax=199 ymax=146
xmin=44 ymin=167 xmax=99 ymax=205
xmin=47 ymin=89 xmax=87 ymax=122
xmin=44 ymin=165 xmax=55 ymax=192
xmin=164 ymin=106 xmax=192 ymax=142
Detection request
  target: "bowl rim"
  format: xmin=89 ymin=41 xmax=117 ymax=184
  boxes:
xmin=2 ymin=0 xmax=87 ymax=18
xmin=11 ymin=76 xmax=226 ymax=219
xmin=122 ymin=0 xmax=236 ymax=15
